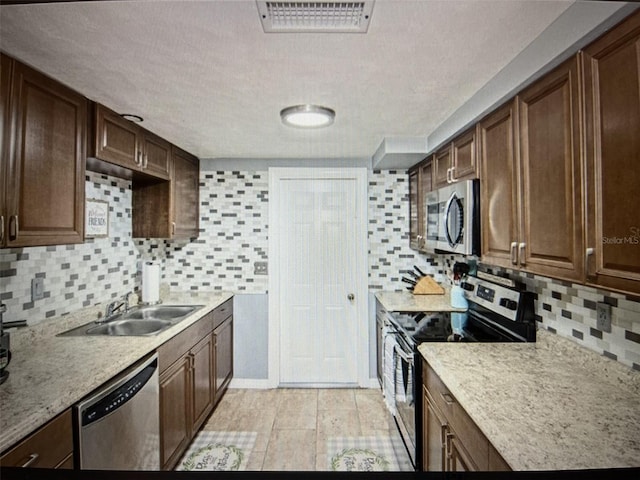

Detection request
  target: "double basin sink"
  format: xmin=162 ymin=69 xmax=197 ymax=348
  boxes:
xmin=58 ymin=305 xmax=204 ymax=337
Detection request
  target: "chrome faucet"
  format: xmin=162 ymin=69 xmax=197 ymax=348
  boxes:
xmin=103 ymin=292 xmax=134 ymax=320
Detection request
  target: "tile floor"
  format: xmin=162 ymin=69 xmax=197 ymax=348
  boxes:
xmin=198 ymin=388 xmax=413 ymax=471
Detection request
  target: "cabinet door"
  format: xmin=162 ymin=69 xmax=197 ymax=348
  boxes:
xmin=479 ymin=100 xmax=519 ymax=269
xmin=409 ymin=167 xmax=421 ymax=250
xmin=448 ymin=435 xmax=477 ymax=472
xmin=1 ymin=54 xmax=11 ymax=246
xmin=452 ymin=127 xmax=477 ymax=181
xmin=94 ymin=103 xmax=141 ymax=170
xmin=142 ymin=131 xmax=171 ymax=179
xmin=433 ymin=146 xmax=452 ymax=188
xmin=191 ymin=334 xmax=214 ymax=432
xmin=422 ymin=388 xmax=447 ymax=472
xmin=583 ymin=11 xmax=640 ymax=294
xmin=171 ymin=146 xmax=199 ymax=238
xmin=0 ymin=410 xmax=73 ymax=469
xmin=159 ymin=356 xmax=191 ymax=470
xmin=518 ymin=56 xmax=584 ymax=281
xmin=6 ymin=61 xmax=85 ymax=247
xmin=213 ymin=316 xmax=233 ymax=405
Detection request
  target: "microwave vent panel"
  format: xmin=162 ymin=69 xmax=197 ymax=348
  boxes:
xmin=257 ymin=1 xmax=375 ymax=33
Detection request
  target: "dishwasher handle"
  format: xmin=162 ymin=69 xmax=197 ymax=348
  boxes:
xmin=79 ymin=354 xmax=158 ymax=427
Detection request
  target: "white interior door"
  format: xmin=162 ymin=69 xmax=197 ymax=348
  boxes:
xmin=269 ymin=168 xmax=368 ymax=386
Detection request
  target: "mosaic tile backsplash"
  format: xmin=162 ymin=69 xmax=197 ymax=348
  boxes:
xmin=1 ymin=168 xmax=638 ymax=370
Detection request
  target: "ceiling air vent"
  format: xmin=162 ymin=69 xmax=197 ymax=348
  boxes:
xmin=257 ymin=1 xmax=375 ymax=33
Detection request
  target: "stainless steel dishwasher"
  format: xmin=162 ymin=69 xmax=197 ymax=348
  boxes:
xmin=75 ymin=353 xmax=160 ymax=470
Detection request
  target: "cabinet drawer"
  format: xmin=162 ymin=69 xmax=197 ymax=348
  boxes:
xmin=212 ymin=299 xmax=233 ymax=329
xmin=423 ymin=361 xmax=455 ymax=420
xmin=1 ymin=410 xmax=73 ymax=469
xmin=158 ymin=312 xmax=214 ymax=373
xmin=423 ymin=361 xmax=489 ymax=470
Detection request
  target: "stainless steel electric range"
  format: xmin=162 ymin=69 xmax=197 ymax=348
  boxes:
xmin=383 ymin=272 xmax=536 ymax=470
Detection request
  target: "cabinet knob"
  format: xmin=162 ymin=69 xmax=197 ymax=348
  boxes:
xmin=347 ymin=293 xmax=355 ymax=301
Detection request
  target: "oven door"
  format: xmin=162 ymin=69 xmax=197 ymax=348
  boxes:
xmin=393 ymin=335 xmax=416 ymax=469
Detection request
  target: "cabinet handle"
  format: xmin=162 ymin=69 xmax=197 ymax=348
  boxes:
xmin=136 ymin=151 xmax=142 ymax=166
xmin=9 ymin=215 xmax=18 ymax=241
xmin=446 ymin=168 xmax=452 ymax=184
xmin=172 ymin=222 xmax=176 ymax=236
xmin=510 ymin=242 xmax=518 ymax=265
xmin=519 ymin=242 xmax=526 ymax=266
xmin=585 ymin=247 xmax=595 ymax=277
xmin=450 ymin=167 xmax=457 ymax=183
xmin=0 ymin=215 xmax=4 ymax=244
xmin=440 ymin=392 xmax=455 ymax=405
xmin=20 ymin=453 xmax=39 ymax=468
xmin=143 ymin=153 xmax=148 ymax=169
xmin=445 ymin=432 xmax=454 ymax=460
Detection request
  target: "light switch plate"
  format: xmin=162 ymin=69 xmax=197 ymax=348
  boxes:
xmin=31 ymin=277 xmax=44 ymax=301
xmin=596 ymin=302 xmax=612 ymax=333
xmin=254 ymin=261 xmax=268 ymax=275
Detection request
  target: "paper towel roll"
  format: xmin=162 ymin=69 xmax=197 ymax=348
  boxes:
xmin=142 ymin=262 xmax=160 ymax=304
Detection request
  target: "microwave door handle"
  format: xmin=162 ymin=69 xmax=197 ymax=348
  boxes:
xmin=443 ymin=193 xmax=463 ymax=248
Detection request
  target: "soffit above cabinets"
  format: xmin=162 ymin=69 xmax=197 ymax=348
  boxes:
xmin=0 ymin=1 xmax=635 ymax=166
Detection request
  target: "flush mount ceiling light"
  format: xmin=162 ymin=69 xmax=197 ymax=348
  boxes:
xmin=257 ymin=1 xmax=375 ymax=33
xmin=120 ymin=113 xmax=143 ymax=123
xmin=280 ymin=104 xmax=335 ymax=128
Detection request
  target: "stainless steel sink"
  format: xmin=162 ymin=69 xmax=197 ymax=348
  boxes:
xmin=85 ymin=319 xmax=173 ymax=336
xmin=121 ymin=305 xmax=199 ymax=321
xmin=58 ymin=304 xmax=204 ymax=337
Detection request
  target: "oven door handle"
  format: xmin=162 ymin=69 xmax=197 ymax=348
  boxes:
xmin=394 ymin=343 xmax=414 ymax=363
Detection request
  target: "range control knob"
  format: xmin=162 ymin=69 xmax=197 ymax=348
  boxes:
xmin=460 ymin=281 xmax=474 ymax=292
xmin=499 ymin=298 xmax=518 ymax=310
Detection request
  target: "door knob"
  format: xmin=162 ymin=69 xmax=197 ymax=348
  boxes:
xmin=347 ymin=293 xmax=355 ymax=301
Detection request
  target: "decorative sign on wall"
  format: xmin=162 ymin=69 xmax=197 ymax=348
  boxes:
xmin=85 ymin=199 xmax=109 ymax=238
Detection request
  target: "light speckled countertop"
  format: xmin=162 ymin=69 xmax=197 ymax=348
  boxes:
xmin=418 ymin=330 xmax=640 ymax=470
xmin=375 ymin=290 xmax=467 ymax=313
xmin=0 ymin=291 xmax=233 ymax=453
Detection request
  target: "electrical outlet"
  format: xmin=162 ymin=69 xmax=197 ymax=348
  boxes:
xmin=254 ymin=261 xmax=268 ymax=275
xmin=596 ymin=302 xmax=612 ymax=333
xmin=31 ymin=277 xmax=44 ymax=302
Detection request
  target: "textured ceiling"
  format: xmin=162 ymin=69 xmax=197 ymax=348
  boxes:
xmin=0 ymin=0 xmax=581 ymax=160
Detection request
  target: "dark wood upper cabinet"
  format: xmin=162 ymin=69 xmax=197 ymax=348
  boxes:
xmin=131 ymin=145 xmax=199 ymax=240
xmin=583 ymin=10 xmax=640 ymax=294
xmin=90 ymin=103 xmax=170 ymax=180
xmin=409 ymin=159 xmax=433 ymax=251
xmin=433 ymin=128 xmax=478 ymax=188
xmin=452 ymin=127 xmax=478 ymax=181
xmin=480 ymin=57 xmax=583 ymax=282
xmin=142 ymin=131 xmax=171 ymax=179
xmin=433 ymin=145 xmax=452 ymax=188
xmin=479 ymin=100 xmax=519 ymax=269
xmin=1 ymin=54 xmax=85 ymax=248
xmin=171 ymin=146 xmax=200 ymax=238
xmin=517 ymin=55 xmax=584 ymax=282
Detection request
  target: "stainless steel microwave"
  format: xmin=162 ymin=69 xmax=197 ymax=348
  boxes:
xmin=424 ymin=179 xmax=480 ymax=255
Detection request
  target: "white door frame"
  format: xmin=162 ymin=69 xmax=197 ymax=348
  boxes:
xmin=268 ymin=167 xmax=369 ymax=388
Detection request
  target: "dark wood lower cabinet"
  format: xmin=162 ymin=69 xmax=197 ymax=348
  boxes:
xmin=159 ymin=356 xmax=191 ymax=470
xmin=0 ymin=410 xmax=74 ymax=469
xmin=421 ymin=359 xmax=510 ymax=472
xmin=214 ymin=315 xmax=233 ymax=406
xmin=157 ymin=301 xmax=233 ymax=470
xmin=191 ymin=334 xmax=215 ymax=432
